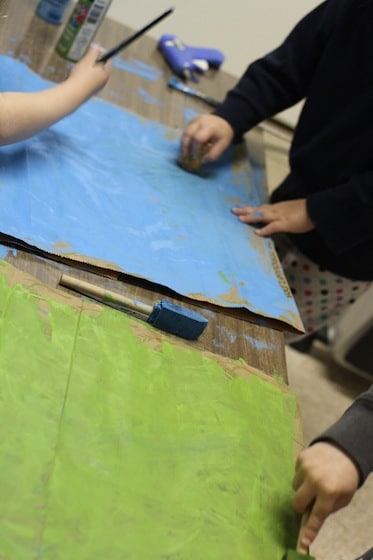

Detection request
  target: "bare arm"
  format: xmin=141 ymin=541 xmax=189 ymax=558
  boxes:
xmin=0 ymin=47 xmax=111 ymax=146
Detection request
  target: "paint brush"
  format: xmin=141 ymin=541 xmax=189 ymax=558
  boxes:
xmin=168 ymin=75 xmax=220 ymax=107
xmin=97 ymin=8 xmax=174 ymax=63
xmin=59 ymin=273 xmax=208 ymax=340
xmin=283 ymin=512 xmax=316 ymax=560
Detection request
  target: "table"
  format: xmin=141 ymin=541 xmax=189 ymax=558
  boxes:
xmin=0 ymin=0 xmax=295 ymax=379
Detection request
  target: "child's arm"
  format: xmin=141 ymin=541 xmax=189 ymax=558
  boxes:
xmin=292 ymin=386 xmax=373 ymax=548
xmin=0 ymin=47 xmax=111 ymax=146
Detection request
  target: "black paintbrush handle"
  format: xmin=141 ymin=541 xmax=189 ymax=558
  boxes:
xmin=97 ymin=7 xmax=174 ymax=63
xmin=167 ymin=77 xmax=220 ymax=108
xmin=195 ymin=93 xmax=220 ymax=108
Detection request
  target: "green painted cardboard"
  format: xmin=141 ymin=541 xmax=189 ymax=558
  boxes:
xmin=0 ymin=263 xmax=300 ymax=559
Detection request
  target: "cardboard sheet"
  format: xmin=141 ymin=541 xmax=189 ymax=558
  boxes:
xmin=0 ymin=55 xmax=303 ymax=331
xmin=0 ymin=262 xmax=301 ymax=559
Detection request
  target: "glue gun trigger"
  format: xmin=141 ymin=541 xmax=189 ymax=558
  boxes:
xmin=187 ymin=59 xmax=209 ymax=82
xmin=182 ymin=65 xmax=199 ymax=83
xmin=192 ymin=59 xmax=209 ymax=72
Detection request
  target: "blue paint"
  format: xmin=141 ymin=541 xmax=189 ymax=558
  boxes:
xmin=183 ymin=108 xmax=199 ymax=123
xmin=244 ymin=335 xmax=276 ymax=351
xmin=108 ymin=90 xmax=120 ymax=101
xmin=250 ymin=162 xmax=266 ymax=205
xmin=0 ymin=55 xmax=301 ymax=327
xmin=112 ymin=57 xmax=163 ymax=81
xmin=137 ymin=88 xmax=160 ymax=105
xmin=214 ymin=326 xmax=276 ymax=351
xmin=18 ymin=54 xmax=32 ymax=66
xmin=215 ymin=326 xmax=238 ymax=345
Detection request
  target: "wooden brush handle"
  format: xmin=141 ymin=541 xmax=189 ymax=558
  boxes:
xmin=60 ymin=274 xmax=153 ymax=316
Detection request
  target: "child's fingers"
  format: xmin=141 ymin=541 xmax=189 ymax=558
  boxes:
xmin=204 ymin=138 xmax=229 ymax=161
xmin=299 ymin=498 xmax=333 ymax=550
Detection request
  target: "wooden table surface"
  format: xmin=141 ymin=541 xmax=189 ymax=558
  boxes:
xmin=0 ymin=0 xmax=289 ymax=380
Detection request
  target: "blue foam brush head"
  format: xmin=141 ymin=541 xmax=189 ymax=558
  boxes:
xmin=147 ymin=300 xmax=208 ymax=340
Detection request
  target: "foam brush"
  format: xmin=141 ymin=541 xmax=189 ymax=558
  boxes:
xmin=59 ymin=274 xmax=208 ymax=340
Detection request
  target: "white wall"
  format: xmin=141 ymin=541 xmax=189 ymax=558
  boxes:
xmin=107 ymin=0 xmax=321 ymax=126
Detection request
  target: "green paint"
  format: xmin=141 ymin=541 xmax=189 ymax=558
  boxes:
xmin=0 ymin=270 xmax=298 ymax=559
xmin=218 ymin=271 xmax=232 ymax=284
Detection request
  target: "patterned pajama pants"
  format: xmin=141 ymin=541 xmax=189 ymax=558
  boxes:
xmin=273 ymin=234 xmax=371 ymax=343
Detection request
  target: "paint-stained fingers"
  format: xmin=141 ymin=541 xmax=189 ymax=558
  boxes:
xmin=231 ymin=206 xmax=253 ymax=218
xmin=232 ymin=209 xmax=286 ymax=237
xmin=231 ymin=206 xmax=286 ymax=236
xmin=231 ymin=205 xmax=275 ymax=223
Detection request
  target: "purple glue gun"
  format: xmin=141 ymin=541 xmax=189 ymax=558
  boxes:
xmin=158 ymin=34 xmax=225 ymax=81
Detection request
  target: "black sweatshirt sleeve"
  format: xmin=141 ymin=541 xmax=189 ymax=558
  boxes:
xmin=213 ymin=0 xmax=335 ymax=139
xmin=307 ymin=171 xmax=373 ymax=255
xmin=312 ymin=386 xmax=373 ymax=485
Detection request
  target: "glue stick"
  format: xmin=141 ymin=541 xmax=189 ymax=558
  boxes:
xmin=55 ymin=0 xmax=112 ymax=62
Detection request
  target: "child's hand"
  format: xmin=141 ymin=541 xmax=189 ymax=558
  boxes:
xmin=0 ymin=46 xmax=112 ymax=145
xmin=292 ymin=442 xmax=360 ymax=549
xmin=68 ymin=46 xmax=111 ymax=102
xmin=181 ymin=114 xmax=234 ymax=162
xmin=231 ymin=199 xmax=315 ymax=236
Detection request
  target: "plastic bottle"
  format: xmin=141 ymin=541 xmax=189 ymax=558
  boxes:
xmin=55 ymin=0 xmax=112 ymax=62
xmin=36 ymin=0 xmax=72 ymax=25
